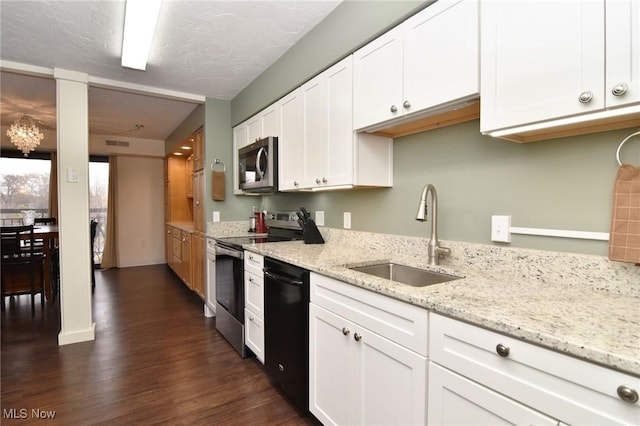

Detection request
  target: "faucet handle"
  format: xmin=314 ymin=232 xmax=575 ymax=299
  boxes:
xmin=436 ymin=246 xmax=451 ymax=258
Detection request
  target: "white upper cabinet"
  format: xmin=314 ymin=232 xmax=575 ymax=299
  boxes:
xmin=353 ymin=0 xmax=479 ymax=131
xmin=481 ymin=0 xmax=640 ymax=140
xmin=282 ymin=55 xmax=393 ymax=191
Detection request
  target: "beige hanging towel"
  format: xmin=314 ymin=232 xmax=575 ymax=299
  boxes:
xmin=608 ymin=164 xmax=640 ymax=264
xmin=211 ymin=171 xmax=225 ymax=201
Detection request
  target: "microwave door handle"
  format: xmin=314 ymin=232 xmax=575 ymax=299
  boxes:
xmin=256 ymin=147 xmax=267 ymax=180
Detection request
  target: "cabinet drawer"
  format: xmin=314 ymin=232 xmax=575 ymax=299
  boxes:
xmin=311 ymin=273 xmax=428 ymax=356
xmin=170 ymin=227 xmax=181 ymax=239
xmin=172 ymin=237 xmax=181 ymax=257
xmin=429 ymin=313 xmax=640 ymax=425
xmin=244 ymin=270 xmax=264 ymax=318
xmin=244 ymin=251 xmax=264 ymax=277
xmin=244 ymin=308 xmax=264 ymax=364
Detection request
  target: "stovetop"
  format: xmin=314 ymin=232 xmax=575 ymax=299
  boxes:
xmin=215 ymin=210 xmax=304 ymax=250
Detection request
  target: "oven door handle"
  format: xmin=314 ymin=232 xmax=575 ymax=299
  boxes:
xmin=263 ymin=269 xmax=303 ymax=287
xmin=215 ymin=245 xmax=244 ymax=259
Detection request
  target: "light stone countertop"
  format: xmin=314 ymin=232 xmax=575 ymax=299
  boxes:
xmin=240 ymin=231 xmax=640 ymax=377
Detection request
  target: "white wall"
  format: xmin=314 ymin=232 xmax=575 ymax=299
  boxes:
xmin=116 ymin=156 xmax=165 ymax=267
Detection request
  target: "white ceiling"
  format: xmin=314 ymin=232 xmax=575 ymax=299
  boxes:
xmin=0 ymin=0 xmax=342 ymax=140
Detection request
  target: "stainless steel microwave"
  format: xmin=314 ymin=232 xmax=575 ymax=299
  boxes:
xmin=238 ymin=136 xmax=278 ymax=193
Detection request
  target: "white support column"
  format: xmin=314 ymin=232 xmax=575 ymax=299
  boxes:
xmin=54 ymin=68 xmax=95 ymax=345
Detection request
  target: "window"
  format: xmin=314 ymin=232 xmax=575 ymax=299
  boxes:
xmin=0 ymin=155 xmax=51 ymax=225
xmin=89 ymin=159 xmax=109 ymax=265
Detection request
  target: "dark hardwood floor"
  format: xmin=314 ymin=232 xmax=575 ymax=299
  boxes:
xmin=1 ymin=265 xmax=316 ymax=425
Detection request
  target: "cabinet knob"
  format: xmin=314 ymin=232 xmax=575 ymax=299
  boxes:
xmin=612 ymin=83 xmax=629 ymax=97
xmin=354 ymin=332 xmax=362 ymax=342
xmin=496 ymin=343 xmax=510 ymax=357
xmin=322 ymin=177 xmax=328 ymax=184
xmin=316 ymin=178 xmax=321 ymax=184
xmin=249 ymin=315 xmax=255 ymax=322
xmin=390 ymin=105 xmax=398 ymax=113
xmin=617 ymin=385 xmax=639 ymax=404
xmin=578 ymin=91 xmax=593 ymax=104
xmin=403 ymin=100 xmax=411 ymax=109
xmin=195 ymin=201 xmax=200 ymax=206
xmin=294 ymin=181 xmax=299 ymax=187
xmin=342 ymin=327 xmax=350 ymax=336
xmin=249 ymin=254 xmax=254 ymax=260
xmin=248 ymin=276 xmax=254 ymax=283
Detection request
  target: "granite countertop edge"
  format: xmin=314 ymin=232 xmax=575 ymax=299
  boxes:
xmin=244 ymin=240 xmax=640 ymax=377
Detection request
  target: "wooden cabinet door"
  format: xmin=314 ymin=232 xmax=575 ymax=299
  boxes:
xmin=181 ymin=231 xmax=191 ymax=287
xmin=278 ymin=88 xmax=303 ymax=191
xmin=192 ymin=129 xmax=204 ymax=171
xmin=404 ymin=0 xmax=479 ymax=113
xmin=193 ymin=170 xmax=204 ymax=233
xmin=353 ymin=25 xmax=403 ymax=130
xmin=309 ymin=304 xmax=352 ymax=426
xmin=428 ymin=363 xmax=557 ymax=425
xmin=192 ymin=232 xmax=205 ymax=299
xmin=352 ymin=324 xmax=427 ymax=426
xmin=481 ymin=0 xmax=605 ymax=132
xmin=165 ymin=225 xmax=172 ymax=264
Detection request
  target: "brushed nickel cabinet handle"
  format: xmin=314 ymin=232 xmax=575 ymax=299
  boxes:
xmin=617 ymin=385 xmax=639 ymax=404
xmin=612 ymin=83 xmax=629 ymax=97
xmin=342 ymin=327 xmax=350 ymax=336
xmin=578 ymin=91 xmax=593 ymax=104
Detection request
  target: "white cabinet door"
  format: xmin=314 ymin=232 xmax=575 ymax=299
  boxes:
xmin=481 ymin=0 xmax=605 ymax=132
xmin=301 ymin=73 xmax=328 ymax=189
xmin=605 ymin=0 xmax=640 ymax=108
xmin=309 ymin=302 xmax=427 ymax=426
xmin=325 ymin=56 xmax=354 ymax=187
xmin=353 ymin=323 xmax=427 ymax=426
xmin=278 ymin=89 xmax=303 ymax=191
xmin=246 ymin=115 xmax=261 ymax=144
xmin=244 ymin=308 xmax=264 ymax=363
xmin=261 ymin=102 xmax=280 ymax=138
xmin=309 ymin=303 xmax=352 ymax=426
xmin=404 ymin=0 xmax=479 ymax=112
xmin=428 ymin=362 xmax=558 ymax=426
xmin=301 ymin=56 xmax=355 ymax=190
xmin=353 ymin=25 xmax=403 ymax=130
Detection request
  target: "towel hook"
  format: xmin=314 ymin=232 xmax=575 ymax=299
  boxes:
xmin=211 ymin=159 xmax=226 ymax=172
xmin=616 ymin=131 xmax=640 ymax=166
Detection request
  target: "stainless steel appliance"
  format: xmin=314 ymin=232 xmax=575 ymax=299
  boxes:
xmin=238 ymin=136 xmax=278 ymax=193
xmin=204 ymin=237 xmax=216 ymax=317
xmin=214 ymin=211 xmax=302 ymax=358
xmin=264 ymin=257 xmax=310 ymax=413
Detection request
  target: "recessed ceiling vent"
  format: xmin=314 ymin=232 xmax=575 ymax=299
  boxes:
xmin=106 ymin=140 xmax=130 ymax=147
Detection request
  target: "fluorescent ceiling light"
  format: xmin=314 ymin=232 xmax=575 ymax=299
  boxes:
xmin=121 ymin=0 xmax=162 ymax=70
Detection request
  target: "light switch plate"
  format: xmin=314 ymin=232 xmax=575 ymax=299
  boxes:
xmin=212 ymin=211 xmax=220 ymax=222
xmin=491 ymin=215 xmax=511 ymax=243
xmin=315 ymin=211 xmax=324 ymax=226
xmin=66 ymin=167 xmax=78 ymax=183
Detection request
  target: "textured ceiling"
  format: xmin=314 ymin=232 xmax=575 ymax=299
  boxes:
xmin=0 ymin=0 xmax=342 ymax=140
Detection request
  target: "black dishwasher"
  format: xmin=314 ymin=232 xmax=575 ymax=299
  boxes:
xmin=263 ymin=257 xmax=310 ymax=413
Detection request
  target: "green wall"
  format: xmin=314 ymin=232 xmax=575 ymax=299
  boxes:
xmin=262 ymin=121 xmax=640 ymax=256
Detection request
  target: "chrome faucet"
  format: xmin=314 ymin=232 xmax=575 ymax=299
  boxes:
xmin=416 ymin=184 xmax=450 ymax=266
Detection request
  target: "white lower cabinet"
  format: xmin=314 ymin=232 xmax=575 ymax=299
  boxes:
xmin=428 ymin=362 xmax=557 ymax=425
xmin=428 ymin=313 xmax=640 ymax=425
xmin=244 ymin=251 xmax=264 ymax=363
xmin=309 ymin=273 xmax=428 ymax=426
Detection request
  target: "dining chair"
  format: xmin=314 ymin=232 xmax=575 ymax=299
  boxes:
xmin=1 ymin=225 xmax=45 ymax=316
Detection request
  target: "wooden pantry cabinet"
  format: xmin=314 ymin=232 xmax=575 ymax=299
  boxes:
xmin=165 ymin=127 xmax=205 ymax=299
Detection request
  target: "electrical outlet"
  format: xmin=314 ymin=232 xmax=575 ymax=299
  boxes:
xmin=213 ymin=211 xmax=220 ymax=222
xmin=491 ymin=215 xmax=511 ymax=243
xmin=315 ymin=211 xmax=324 ymax=226
xmin=343 ymin=212 xmax=351 ymax=229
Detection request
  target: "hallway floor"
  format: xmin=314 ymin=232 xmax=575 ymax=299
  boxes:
xmin=1 ymin=265 xmax=314 ymax=425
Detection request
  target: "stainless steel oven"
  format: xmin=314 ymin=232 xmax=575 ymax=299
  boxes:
xmin=238 ymin=136 xmax=277 ymax=193
xmin=214 ymin=211 xmax=303 ymax=358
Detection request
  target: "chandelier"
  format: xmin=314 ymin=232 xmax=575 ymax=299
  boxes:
xmin=6 ymin=115 xmax=44 ymax=156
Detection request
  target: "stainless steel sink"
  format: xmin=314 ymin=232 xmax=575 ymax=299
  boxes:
xmin=349 ymin=263 xmax=461 ymax=287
